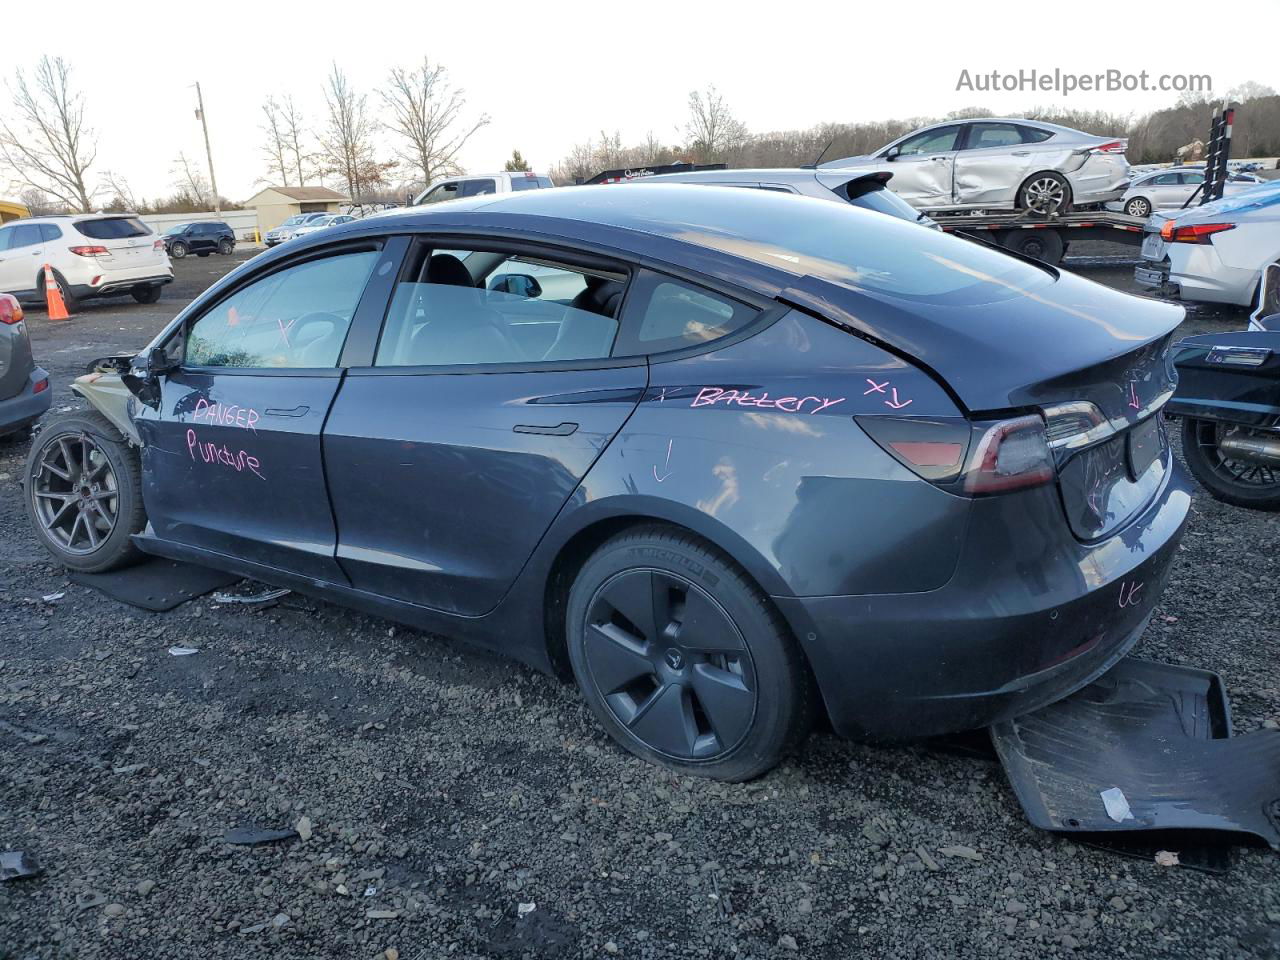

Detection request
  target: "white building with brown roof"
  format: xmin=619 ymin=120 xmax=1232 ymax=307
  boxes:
xmin=242 ymin=186 xmax=351 ymax=234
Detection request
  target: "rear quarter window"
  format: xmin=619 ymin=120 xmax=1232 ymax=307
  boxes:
xmin=75 ymin=217 xmax=151 ymax=240
xmin=615 ymin=274 xmax=757 ymax=356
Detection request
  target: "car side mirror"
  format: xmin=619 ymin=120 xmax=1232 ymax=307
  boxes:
xmin=489 ymin=274 xmax=543 ymax=299
xmin=885 ymin=146 xmax=901 ymax=161
xmin=141 ymin=344 xmax=178 ymax=379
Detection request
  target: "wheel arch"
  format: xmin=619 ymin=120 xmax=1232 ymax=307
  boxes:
xmin=537 ymin=500 xmax=797 ymax=681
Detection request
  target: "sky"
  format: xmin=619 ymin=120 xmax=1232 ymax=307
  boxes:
xmin=2 ymin=0 xmax=1276 ymax=204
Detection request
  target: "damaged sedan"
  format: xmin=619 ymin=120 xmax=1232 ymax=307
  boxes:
xmin=24 ymin=186 xmax=1189 ymax=781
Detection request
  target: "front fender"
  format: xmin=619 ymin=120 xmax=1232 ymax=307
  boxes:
xmin=70 ymin=372 xmax=140 ymax=445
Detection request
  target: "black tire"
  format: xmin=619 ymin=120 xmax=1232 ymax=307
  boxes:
xmin=169 ymin=240 xmax=188 ymax=259
xmin=1180 ymin=417 xmax=1280 ymax=511
xmin=38 ymin=269 xmax=80 ymax=314
xmin=1124 ymin=196 xmax=1152 ymax=218
xmin=1017 ymin=171 xmax=1072 ymax=215
xmin=998 ymin=228 xmax=1065 ymax=264
xmin=23 ymin=410 xmax=147 ymax=572
xmin=131 ymin=285 xmax=162 ymax=304
xmin=0 ymin=424 xmax=33 ymax=443
xmin=217 ymin=239 xmax=234 ymax=255
xmin=566 ymin=525 xmax=814 ymax=781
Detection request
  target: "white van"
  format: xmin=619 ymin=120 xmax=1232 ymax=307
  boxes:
xmin=413 ymin=171 xmax=555 ymax=205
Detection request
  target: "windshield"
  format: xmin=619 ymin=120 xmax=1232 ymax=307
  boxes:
xmin=165 ymin=223 xmax=191 ymax=235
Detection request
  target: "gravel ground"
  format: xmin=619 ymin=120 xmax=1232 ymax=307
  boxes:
xmin=2 ymin=245 xmax=1278 ymax=960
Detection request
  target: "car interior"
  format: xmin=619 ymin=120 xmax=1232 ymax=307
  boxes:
xmin=374 ymin=248 xmax=628 ymax=366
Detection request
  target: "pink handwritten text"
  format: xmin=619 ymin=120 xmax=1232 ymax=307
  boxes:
xmin=187 ymin=428 xmax=265 ymax=480
xmin=192 ymin=398 xmax=260 ymax=432
xmin=1117 ymin=580 xmax=1144 ymax=609
xmin=691 ymin=387 xmax=845 ymax=415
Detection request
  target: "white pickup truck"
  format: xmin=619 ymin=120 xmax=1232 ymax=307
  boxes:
xmin=413 ymin=171 xmax=554 ymax=205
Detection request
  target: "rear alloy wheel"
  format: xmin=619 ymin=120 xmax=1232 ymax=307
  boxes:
xmin=131 ymin=284 xmax=162 ymax=304
xmin=567 ymin=527 xmax=813 ymax=780
xmin=169 ymin=240 xmax=188 ymax=259
xmin=217 ymin=239 xmax=234 ymax=255
xmin=1018 ymin=172 xmax=1071 ymax=215
xmin=1180 ymin=417 xmax=1280 ymax=511
xmin=1125 ymin=196 xmax=1152 ymax=218
xmin=24 ymin=410 xmax=147 ymax=572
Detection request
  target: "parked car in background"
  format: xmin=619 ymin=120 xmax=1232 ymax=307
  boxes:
xmin=163 ymin=221 xmax=235 ymax=259
xmin=24 ymin=185 xmax=1188 ymax=781
xmin=1107 ymin=167 xmax=1261 ymax=218
xmin=0 ymin=293 xmax=50 ymax=438
xmin=289 ymin=214 xmax=357 ymax=239
xmin=823 ymin=118 xmax=1129 ymax=215
xmin=0 ymin=214 xmax=172 ymax=310
xmin=264 ymin=213 xmax=330 ymax=247
xmin=626 ymin=168 xmax=938 ymax=227
xmin=1136 ymin=182 xmax=1280 ymax=306
xmin=412 ymin=171 xmax=554 ymax=205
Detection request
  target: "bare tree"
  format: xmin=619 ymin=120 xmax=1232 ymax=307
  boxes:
xmin=101 ymin=170 xmax=141 ymax=211
xmin=380 ymin=57 xmax=488 ymax=188
xmin=18 ymin=186 xmax=60 ymax=217
xmin=684 ymin=85 xmax=748 ymax=161
xmin=171 ymin=151 xmax=211 ymax=209
xmin=261 ymin=96 xmax=293 ymax=186
xmin=318 ymin=64 xmax=380 ymax=202
xmin=0 ymin=56 xmax=96 ymax=212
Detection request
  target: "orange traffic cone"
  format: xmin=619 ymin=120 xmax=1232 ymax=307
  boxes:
xmin=42 ymin=264 xmax=71 ymax=320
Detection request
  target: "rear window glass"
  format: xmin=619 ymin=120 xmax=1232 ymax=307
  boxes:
xmin=75 ymin=217 xmax=151 ymax=240
xmin=510 ymin=177 xmax=553 ymax=191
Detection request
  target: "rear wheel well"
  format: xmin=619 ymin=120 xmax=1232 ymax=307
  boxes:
xmin=541 ymin=517 xmax=828 ymax=726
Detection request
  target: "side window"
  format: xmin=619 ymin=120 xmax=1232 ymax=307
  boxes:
xmin=965 ymin=122 xmax=1024 ymax=149
xmin=0 ymin=227 xmax=11 ymax=251
xmin=457 ymin=178 xmax=497 ymax=198
xmin=1180 ymin=172 xmax=1205 ymax=185
xmin=893 ymin=126 xmax=960 ymax=156
xmin=11 ymin=224 xmax=43 ymax=249
xmin=1016 ymin=125 xmax=1054 ymax=144
xmin=1151 ymin=173 xmax=1180 ymax=185
xmin=421 ymin=182 xmax=459 ymax=204
xmin=615 ymin=274 xmax=757 ymax=356
xmin=185 ymin=250 xmax=378 ymax=369
xmin=375 ymin=247 xmax=623 ymax=367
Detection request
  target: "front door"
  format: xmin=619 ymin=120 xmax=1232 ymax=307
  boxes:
xmin=133 ymin=244 xmax=384 ymax=581
xmin=0 ymin=223 xmax=47 ymax=296
xmin=323 ymin=242 xmax=646 ymax=616
xmin=883 ymin=124 xmax=962 ymax=207
xmin=952 ymin=121 xmax=1035 ymax=207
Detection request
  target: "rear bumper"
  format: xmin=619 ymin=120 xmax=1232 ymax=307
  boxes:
xmin=775 ymin=455 xmax=1192 ymax=740
xmin=72 ymin=273 xmax=174 ymax=298
xmin=0 ymin=366 xmax=52 ymax=434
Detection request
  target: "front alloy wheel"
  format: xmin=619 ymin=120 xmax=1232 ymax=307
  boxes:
xmin=24 ymin=411 xmax=146 ymax=572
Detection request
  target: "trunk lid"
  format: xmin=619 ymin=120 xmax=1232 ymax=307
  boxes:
xmin=73 ymin=217 xmax=166 ymax=270
xmin=782 ymin=267 xmax=1181 ymax=541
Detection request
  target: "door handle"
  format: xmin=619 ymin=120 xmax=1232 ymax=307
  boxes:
xmin=265 ymin=405 xmax=309 ymax=417
xmin=1011 ymin=151 xmax=1031 ymax=157
xmin=513 ymin=422 xmax=578 ymax=436
xmin=930 ymin=156 xmax=948 ymax=161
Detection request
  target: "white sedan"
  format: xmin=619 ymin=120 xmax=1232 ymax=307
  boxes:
xmin=1135 ymin=182 xmax=1280 ymax=306
xmin=290 ymin=214 xmax=357 ymax=240
xmin=1107 ymin=167 xmax=1262 ymax=218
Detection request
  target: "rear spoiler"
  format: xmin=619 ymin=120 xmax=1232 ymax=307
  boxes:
xmin=836 ymin=171 xmax=894 ymax=202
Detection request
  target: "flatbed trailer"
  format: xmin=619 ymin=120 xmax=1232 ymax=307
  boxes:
xmin=934 ymin=209 xmax=1147 ymax=264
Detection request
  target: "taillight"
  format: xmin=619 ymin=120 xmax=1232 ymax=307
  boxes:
xmin=0 ymin=293 xmax=22 ymax=325
xmin=961 ymin=415 xmax=1055 ymax=494
xmin=153 ymin=239 xmax=164 ymax=251
xmin=859 ymin=414 xmax=1056 ymax=494
xmin=33 ymin=378 xmax=49 ymax=394
xmin=1092 ymin=140 xmax=1127 ymax=154
xmin=68 ymin=245 xmax=109 ymax=257
xmin=1159 ymin=222 xmax=1235 ymax=244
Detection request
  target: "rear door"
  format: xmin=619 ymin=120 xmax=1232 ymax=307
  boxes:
xmin=952 ymin=121 xmax=1037 ymax=206
xmin=133 ymin=240 xmax=392 ymax=581
xmin=1149 ymin=172 xmax=1189 ymax=209
xmin=0 ymin=225 xmax=21 ymax=293
xmin=323 ymin=239 xmax=646 ymax=615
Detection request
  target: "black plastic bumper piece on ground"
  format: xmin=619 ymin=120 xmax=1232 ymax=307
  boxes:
xmin=69 ymin=557 xmax=239 ymax=612
xmin=992 ymin=657 xmax=1280 ymax=851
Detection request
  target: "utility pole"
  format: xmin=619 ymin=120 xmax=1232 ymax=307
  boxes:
xmin=193 ymin=82 xmax=221 ymax=214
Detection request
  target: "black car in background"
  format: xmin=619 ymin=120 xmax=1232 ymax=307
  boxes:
xmin=24 ymin=186 xmax=1190 ymax=781
xmin=163 ymin=221 xmax=235 ymax=259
